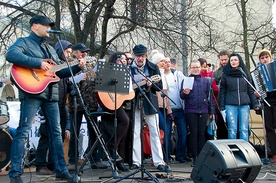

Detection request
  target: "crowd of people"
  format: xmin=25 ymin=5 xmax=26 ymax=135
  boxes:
xmin=4 ymin=15 xmax=276 ymax=183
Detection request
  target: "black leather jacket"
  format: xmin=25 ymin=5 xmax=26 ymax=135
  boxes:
xmin=6 ymin=31 xmax=80 ymax=101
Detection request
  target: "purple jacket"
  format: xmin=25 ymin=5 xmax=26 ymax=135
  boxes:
xmin=180 ymin=74 xmax=214 ymax=114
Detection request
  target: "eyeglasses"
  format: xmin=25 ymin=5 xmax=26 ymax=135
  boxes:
xmin=190 ymin=67 xmax=201 ymax=69
xmin=81 ymin=51 xmax=88 ymax=53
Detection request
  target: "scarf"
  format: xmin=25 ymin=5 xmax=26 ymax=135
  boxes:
xmin=229 ymin=68 xmax=242 ymax=77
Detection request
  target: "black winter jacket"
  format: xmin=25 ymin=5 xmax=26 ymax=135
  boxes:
xmin=130 ymin=59 xmax=162 ymax=115
xmin=6 ymin=31 xmax=80 ymax=101
xmin=219 ymin=74 xmax=258 ymax=111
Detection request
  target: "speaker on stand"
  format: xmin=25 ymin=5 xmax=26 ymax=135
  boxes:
xmin=191 ymin=139 xmax=262 ymax=183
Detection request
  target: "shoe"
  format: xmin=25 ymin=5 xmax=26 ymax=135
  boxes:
xmin=91 ymin=161 xmax=108 ymax=169
xmin=130 ymin=164 xmax=139 ymax=170
xmin=67 ymin=164 xmax=76 ymax=171
xmin=10 ymin=175 xmax=23 ymax=183
xmin=175 ymin=157 xmax=187 ymax=163
xmin=77 ymin=158 xmax=85 ymax=165
xmin=116 ymin=162 xmax=129 ymax=172
xmin=56 ymin=171 xmax=73 ymax=181
xmin=111 ymin=151 xmax=123 ymax=162
xmin=169 ymin=156 xmax=174 ymax=162
xmin=164 ymin=155 xmax=174 ymax=163
xmin=156 ymin=164 xmax=166 ymax=172
xmin=192 ymin=157 xmax=197 ymax=166
xmin=183 ymin=156 xmax=192 ymax=162
xmin=271 ymin=155 xmax=276 ymax=163
xmin=36 ymin=167 xmax=54 ymax=175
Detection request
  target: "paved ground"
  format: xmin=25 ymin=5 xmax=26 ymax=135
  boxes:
xmin=1 ymin=157 xmax=276 ymax=183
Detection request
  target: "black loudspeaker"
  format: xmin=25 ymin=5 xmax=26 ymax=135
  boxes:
xmin=191 ymin=139 xmax=262 ymax=183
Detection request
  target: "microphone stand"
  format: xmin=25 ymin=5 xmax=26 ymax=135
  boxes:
xmin=136 ymin=69 xmax=177 ymax=178
xmin=55 ymin=34 xmax=80 ymax=182
xmin=113 ymin=63 xmax=159 ymax=183
xmin=55 ymin=35 xmax=118 ymax=182
xmin=239 ymin=69 xmax=270 ymax=165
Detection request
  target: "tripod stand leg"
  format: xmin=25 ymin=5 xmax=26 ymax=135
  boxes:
xmin=261 ymin=105 xmax=270 ymax=165
xmin=113 ymin=167 xmax=160 ymax=183
xmin=143 ymin=169 xmax=159 ymax=183
xmin=84 ymin=115 xmax=119 ymax=178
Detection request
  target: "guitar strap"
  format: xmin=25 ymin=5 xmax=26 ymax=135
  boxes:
xmin=41 ymin=42 xmax=53 ymax=60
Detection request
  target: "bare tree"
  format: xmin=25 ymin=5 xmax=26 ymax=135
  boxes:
xmin=0 ymin=0 xmax=274 ymax=73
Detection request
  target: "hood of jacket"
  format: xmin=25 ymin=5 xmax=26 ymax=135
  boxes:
xmin=54 ymin=40 xmax=72 ymax=60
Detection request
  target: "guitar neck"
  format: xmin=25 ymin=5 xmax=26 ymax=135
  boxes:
xmin=49 ymin=60 xmax=79 ymax=72
xmin=133 ymin=80 xmax=147 ymax=90
xmin=132 ymin=75 xmax=160 ymax=90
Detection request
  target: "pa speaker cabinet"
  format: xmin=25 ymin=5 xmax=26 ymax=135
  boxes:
xmin=191 ymin=139 xmax=262 ymax=183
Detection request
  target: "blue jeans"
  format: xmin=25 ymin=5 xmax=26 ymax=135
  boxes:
xmin=225 ymin=105 xmax=250 ymax=141
xmin=158 ymin=108 xmax=173 ymax=160
xmin=9 ymin=99 xmax=67 ymax=179
xmin=172 ymin=108 xmax=188 ymax=159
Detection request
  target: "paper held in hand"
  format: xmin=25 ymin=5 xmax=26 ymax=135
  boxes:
xmin=220 ymin=110 xmax=227 ymax=123
xmin=183 ymin=76 xmax=194 ymax=90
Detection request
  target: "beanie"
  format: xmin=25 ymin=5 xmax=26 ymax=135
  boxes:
xmin=258 ymin=49 xmax=272 ymax=59
xmin=151 ymin=52 xmax=165 ymax=64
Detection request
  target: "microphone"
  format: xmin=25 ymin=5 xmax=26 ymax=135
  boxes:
xmin=46 ymin=29 xmax=63 ymax=34
xmin=238 ymin=67 xmax=247 ymax=77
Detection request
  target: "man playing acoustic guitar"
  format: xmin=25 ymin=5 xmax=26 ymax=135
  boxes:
xmin=6 ymin=15 xmax=85 ymax=183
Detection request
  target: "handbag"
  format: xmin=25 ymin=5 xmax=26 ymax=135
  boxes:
xmin=143 ymin=123 xmax=164 ymax=155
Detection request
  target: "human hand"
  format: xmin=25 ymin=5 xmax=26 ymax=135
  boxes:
xmin=65 ymin=130 xmax=70 ymax=140
xmin=183 ymin=88 xmax=190 ymax=94
xmin=168 ymin=113 xmax=174 ymax=121
xmin=41 ymin=59 xmax=53 ymax=71
xmin=254 ymin=91 xmax=261 ymax=98
xmin=146 ymin=80 xmax=152 ymax=87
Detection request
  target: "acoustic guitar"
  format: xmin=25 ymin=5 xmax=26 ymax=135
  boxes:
xmin=10 ymin=57 xmax=94 ymax=94
xmin=97 ymin=74 xmax=161 ymax=110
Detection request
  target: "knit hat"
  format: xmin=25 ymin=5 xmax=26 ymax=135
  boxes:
xmin=258 ymin=49 xmax=272 ymax=59
xmin=132 ymin=44 xmax=147 ymax=56
xmin=151 ymin=52 xmax=165 ymax=64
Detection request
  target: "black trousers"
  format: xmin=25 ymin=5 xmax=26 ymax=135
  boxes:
xmin=101 ymin=106 xmax=129 ymax=160
xmin=186 ymin=113 xmax=208 ymax=158
xmin=264 ymin=103 xmax=276 ymax=156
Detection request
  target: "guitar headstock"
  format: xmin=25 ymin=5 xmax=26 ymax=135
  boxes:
xmin=151 ymin=74 xmax=161 ymax=83
xmin=85 ymin=56 xmax=97 ymax=63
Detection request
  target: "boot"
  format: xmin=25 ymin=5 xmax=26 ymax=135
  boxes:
xmin=116 ymin=161 xmax=129 ymax=172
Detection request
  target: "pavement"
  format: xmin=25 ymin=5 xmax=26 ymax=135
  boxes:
xmin=1 ymin=157 xmax=276 ymax=183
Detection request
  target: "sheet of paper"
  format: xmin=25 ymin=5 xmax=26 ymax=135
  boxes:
xmin=183 ymin=76 xmax=194 ymax=90
xmin=220 ymin=110 xmax=226 ymax=123
xmin=69 ymin=73 xmax=85 ymax=84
